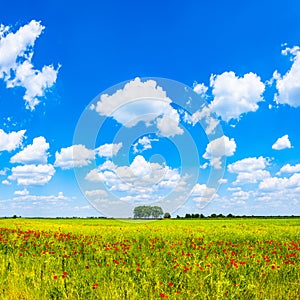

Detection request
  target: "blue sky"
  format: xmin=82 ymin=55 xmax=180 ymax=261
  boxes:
xmin=1 ymin=0 xmax=300 ymax=217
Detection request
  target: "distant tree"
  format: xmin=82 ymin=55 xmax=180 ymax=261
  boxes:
xmin=144 ymin=206 xmax=152 ymax=218
xmin=164 ymin=212 xmax=171 ymax=219
xmin=133 ymin=206 xmax=144 ymax=218
xmin=185 ymin=213 xmax=191 ymax=219
xmin=152 ymin=206 xmax=164 ymax=218
xmin=176 ymin=215 xmax=181 ymax=219
xmin=133 ymin=206 xmax=164 ymax=219
xmin=210 ymin=213 xmax=217 ymax=218
xmin=227 ymin=213 xmax=234 ymax=218
xmin=200 ymin=214 xmax=205 ymax=219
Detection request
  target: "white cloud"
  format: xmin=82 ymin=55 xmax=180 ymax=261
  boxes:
xmin=259 ymin=173 xmax=300 ymax=192
xmin=191 ymin=183 xmax=216 ymax=197
xmin=218 ymin=178 xmax=228 ymax=184
xmin=8 ymin=164 xmax=55 ymax=186
xmin=0 ymin=168 xmax=9 ymax=176
xmin=277 ymin=163 xmax=300 ymax=175
xmin=156 ymin=113 xmax=183 ymax=137
xmin=204 ymin=117 xmax=219 ymax=135
xmin=200 ymin=162 xmax=209 ymax=169
xmin=130 ymin=155 xmax=151 ymax=177
xmin=96 ymin=142 xmax=122 ymax=158
xmin=203 ymin=135 xmax=236 ymax=169
xmin=132 ymin=136 xmax=158 ymax=153
xmin=85 ymin=189 xmax=108 ymax=197
xmin=54 ymin=144 xmax=94 ymax=169
xmin=228 ymin=156 xmax=269 ymax=173
xmin=272 ymin=134 xmax=292 ymax=150
xmin=228 ymin=156 xmax=270 ymax=185
xmin=93 ymin=77 xmax=183 ymax=137
xmin=274 ymin=46 xmax=300 ymax=107
xmin=190 ymin=183 xmax=217 ymax=207
xmin=231 ymin=189 xmax=251 ymax=201
xmin=183 ymin=106 xmax=219 ymax=135
xmin=193 ymin=83 xmax=208 ymax=95
xmin=0 ymin=20 xmax=60 ymax=110
xmin=85 ymin=156 xmax=182 ymax=202
xmin=209 ymin=71 xmax=265 ymax=122
xmin=0 ymin=129 xmax=26 ymax=152
xmin=13 ymin=191 xmax=68 ymax=202
xmin=233 ymin=170 xmax=270 ymax=185
xmin=2 ymin=180 xmax=10 ymax=185
xmin=14 ymin=189 xmax=29 ymax=196
xmin=10 ymin=136 xmax=49 ymax=164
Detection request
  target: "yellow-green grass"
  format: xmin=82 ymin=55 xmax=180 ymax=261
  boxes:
xmin=0 ymin=218 xmax=299 ymax=299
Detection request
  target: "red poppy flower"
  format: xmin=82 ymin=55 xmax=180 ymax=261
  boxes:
xmin=160 ymin=293 xmax=168 ymax=298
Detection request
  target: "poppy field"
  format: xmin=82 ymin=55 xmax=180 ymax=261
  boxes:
xmin=0 ymin=218 xmax=299 ymax=299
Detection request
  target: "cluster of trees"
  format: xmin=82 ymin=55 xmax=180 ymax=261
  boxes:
xmin=177 ymin=213 xmax=300 ymax=219
xmin=178 ymin=213 xmax=238 ymax=219
xmin=133 ymin=206 xmax=170 ymax=219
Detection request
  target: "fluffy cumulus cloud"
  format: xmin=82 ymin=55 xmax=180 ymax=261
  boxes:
xmin=273 ymin=46 xmax=300 ymax=107
xmin=0 ymin=129 xmax=26 ymax=152
xmin=156 ymin=112 xmax=183 ymax=137
xmin=277 ymin=163 xmax=300 ymax=175
xmin=0 ymin=20 xmax=60 ymax=109
xmin=54 ymin=144 xmax=94 ymax=170
xmin=228 ymin=156 xmax=270 ymax=185
xmin=209 ymin=71 xmax=265 ymax=122
xmin=193 ymin=82 xmax=208 ymax=95
xmin=129 ymin=155 xmax=151 ymax=177
xmin=93 ymin=77 xmax=183 ymax=137
xmin=132 ymin=136 xmax=158 ymax=153
xmin=191 ymin=183 xmax=216 ymax=199
xmin=203 ymin=135 xmax=236 ymax=169
xmin=183 ymin=106 xmax=219 ymax=135
xmin=272 ymin=134 xmax=292 ymax=150
xmin=8 ymin=164 xmax=55 ymax=186
xmin=10 ymin=136 xmax=49 ymax=164
xmin=96 ymin=142 xmax=122 ymax=158
xmin=259 ymin=173 xmax=300 ymax=192
xmin=85 ymin=155 xmax=182 ymax=202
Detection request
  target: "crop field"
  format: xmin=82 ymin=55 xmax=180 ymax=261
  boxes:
xmin=0 ymin=218 xmax=299 ymax=299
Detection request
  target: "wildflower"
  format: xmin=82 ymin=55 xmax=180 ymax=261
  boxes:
xmin=168 ymin=282 xmax=174 ymax=287
xmin=92 ymin=283 xmax=99 ymax=289
xmin=53 ymin=275 xmax=58 ymax=279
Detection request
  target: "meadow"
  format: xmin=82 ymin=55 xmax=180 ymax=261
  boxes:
xmin=0 ymin=218 xmax=299 ymax=299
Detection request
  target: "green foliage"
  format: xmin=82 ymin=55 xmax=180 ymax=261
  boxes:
xmin=163 ymin=212 xmax=171 ymax=219
xmin=133 ymin=205 xmax=163 ymax=219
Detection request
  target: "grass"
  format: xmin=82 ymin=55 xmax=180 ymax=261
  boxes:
xmin=0 ymin=218 xmax=299 ymax=299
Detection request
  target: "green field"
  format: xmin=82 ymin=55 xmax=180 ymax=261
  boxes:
xmin=0 ymin=218 xmax=299 ymax=299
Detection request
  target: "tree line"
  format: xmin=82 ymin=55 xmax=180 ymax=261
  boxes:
xmin=133 ymin=206 xmax=171 ymax=219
